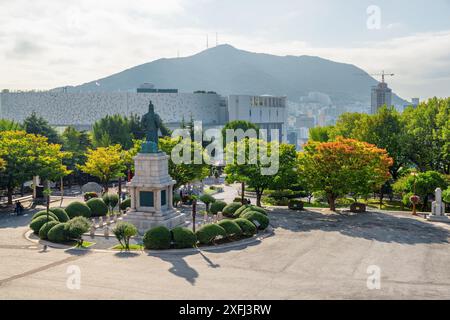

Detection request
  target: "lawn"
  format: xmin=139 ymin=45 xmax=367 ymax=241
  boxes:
xmin=111 ymin=244 xmax=144 ymax=251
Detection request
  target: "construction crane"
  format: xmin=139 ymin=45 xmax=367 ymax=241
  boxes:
xmin=370 ymin=70 xmax=394 ymax=83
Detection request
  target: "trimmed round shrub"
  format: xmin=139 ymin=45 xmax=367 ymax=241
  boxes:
xmin=65 ymin=201 xmax=92 ymax=219
xmin=209 ymin=201 xmax=227 ymax=214
xmin=234 ymin=218 xmax=257 ymax=236
xmin=199 ymin=194 xmax=216 ymax=212
xmin=143 ymin=226 xmax=171 ymax=250
xmin=103 ymin=193 xmax=119 ymax=210
xmin=222 ymin=202 xmax=242 ymax=217
xmin=172 ymin=227 xmax=197 ymax=249
xmin=49 ymin=208 xmax=69 ymax=222
xmin=242 ymin=206 xmax=267 ymax=216
xmin=38 ymin=221 xmax=60 ymax=240
xmin=233 ymin=204 xmax=251 ymax=218
xmin=119 ymin=198 xmax=131 ymax=211
xmin=86 ymin=198 xmax=108 ymax=217
xmin=195 ymin=224 xmax=227 ymax=245
xmin=47 ymin=223 xmax=69 ymax=243
xmin=30 ymin=215 xmax=57 ymax=234
xmin=241 ymin=211 xmax=270 ymax=230
xmin=112 ymin=222 xmax=138 ymax=250
xmin=217 ymin=219 xmax=242 ymax=237
xmin=32 ymin=210 xmax=59 ymax=222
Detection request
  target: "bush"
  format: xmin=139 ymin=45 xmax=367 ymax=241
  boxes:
xmin=83 ymin=192 xmax=98 ymax=201
xmin=47 ymin=223 xmax=69 ymax=243
xmin=217 ymin=219 xmax=242 ymax=238
xmin=262 ymin=196 xmax=289 ymax=206
xmin=241 ymin=211 xmax=270 ymax=230
xmin=195 ymin=224 xmax=227 ymax=245
xmin=32 ymin=210 xmax=59 ymax=222
xmin=209 ymin=201 xmax=227 ymax=214
xmin=222 ymin=202 xmax=242 ymax=217
xmin=86 ymin=198 xmax=108 ymax=217
xmin=288 ymin=199 xmax=304 ymax=211
xmin=172 ymin=227 xmax=197 ymax=249
xmin=234 ymin=218 xmax=257 ymax=236
xmin=65 ymin=201 xmax=92 ymax=219
xmin=233 ymin=205 xmax=251 ymax=218
xmin=66 ymin=217 xmax=91 ymax=246
xmin=233 ymin=197 xmax=244 ymax=203
xmin=143 ymin=226 xmax=171 ymax=250
xmin=242 ymin=206 xmax=267 ymax=216
xmin=199 ymin=194 xmax=216 ymax=212
xmin=30 ymin=215 xmax=57 ymax=234
xmin=119 ymin=198 xmax=131 ymax=211
xmin=113 ymin=222 xmax=138 ymax=251
xmin=103 ymin=193 xmax=119 ymax=212
xmin=49 ymin=208 xmax=70 ymax=222
xmin=38 ymin=221 xmax=60 ymax=240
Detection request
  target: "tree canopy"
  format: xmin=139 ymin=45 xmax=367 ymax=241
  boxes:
xmin=23 ymin=112 xmax=61 ymax=144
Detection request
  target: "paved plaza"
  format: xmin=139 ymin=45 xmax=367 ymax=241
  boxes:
xmin=0 ymin=194 xmax=449 ymax=299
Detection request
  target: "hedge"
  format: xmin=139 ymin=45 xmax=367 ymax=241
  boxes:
xmin=234 ymin=218 xmax=257 ymax=236
xmin=47 ymin=223 xmax=69 ymax=243
xmin=209 ymin=201 xmax=227 ymax=214
xmin=241 ymin=211 xmax=270 ymax=230
xmin=172 ymin=227 xmax=197 ymax=249
xmin=86 ymin=198 xmax=108 ymax=217
xmin=65 ymin=201 xmax=92 ymax=219
xmin=38 ymin=221 xmax=60 ymax=240
xmin=222 ymin=202 xmax=242 ymax=217
xmin=119 ymin=198 xmax=131 ymax=211
xmin=217 ymin=219 xmax=242 ymax=237
xmin=30 ymin=215 xmax=57 ymax=234
xmin=232 ymin=205 xmax=249 ymax=218
xmin=195 ymin=224 xmax=227 ymax=245
xmin=49 ymin=208 xmax=70 ymax=222
xmin=242 ymin=206 xmax=267 ymax=216
xmin=32 ymin=210 xmax=59 ymax=222
xmin=143 ymin=226 xmax=171 ymax=250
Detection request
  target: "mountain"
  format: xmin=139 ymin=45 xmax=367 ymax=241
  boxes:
xmin=64 ymin=44 xmax=407 ymax=107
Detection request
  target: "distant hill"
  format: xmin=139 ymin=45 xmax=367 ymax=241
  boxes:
xmin=63 ymin=44 xmax=407 ymax=107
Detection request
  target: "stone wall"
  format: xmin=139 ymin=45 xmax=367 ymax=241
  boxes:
xmin=0 ymin=92 xmax=223 ymax=126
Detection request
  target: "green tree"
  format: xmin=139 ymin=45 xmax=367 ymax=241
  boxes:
xmin=0 ymin=119 xmax=22 ymax=131
xmin=224 ymin=139 xmax=296 ymax=207
xmin=61 ymin=126 xmax=92 ymax=186
xmin=0 ymin=131 xmax=71 ymax=204
xmin=159 ymin=137 xmax=209 ymax=189
xmin=308 ymin=126 xmax=333 ymax=142
xmin=23 ymin=112 xmax=61 ymax=144
xmin=221 ymin=120 xmax=259 ymax=146
xmin=298 ymin=137 xmax=393 ymax=211
xmin=92 ymin=114 xmax=133 ymax=149
xmin=78 ymin=145 xmax=126 ymax=192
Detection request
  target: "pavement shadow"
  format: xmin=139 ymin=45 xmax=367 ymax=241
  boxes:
xmin=270 ymin=208 xmax=450 ymax=245
xmin=151 ymin=251 xmax=199 ymax=285
xmin=114 ymin=251 xmax=141 ymax=258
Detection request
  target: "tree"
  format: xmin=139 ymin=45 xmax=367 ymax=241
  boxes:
xmin=392 ymin=171 xmax=447 ymax=211
xmin=308 ymin=126 xmax=333 ymax=142
xmin=92 ymin=114 xmax=133 ymax=149
xmin=159 ymin=136 xmax=209 ymax=189
xmin=113 ymin=222 xmax=138 ymax=251
xmin=0 ymin=119 xmax=22 ymax=131
xmin=224 ymin=139 xmax=296 ymax=207
xmin=298 ymin=137 xmax=393 ymax=211
xmin=0 ymin=131 xmax=71 ymax=204
xmin=221 ymin=120 xmax=259 ymax=146
xmin=78 ymin=145 xmax=126 ymax=192
xmin=402 ymin=98 xmax=450 ymax=174
xmin=61 ymin=126 xmax=92 ymax=186
xmin=23 ymin=112 xmax=61 ymax=144
xmin=0 ymin=157 xmax=5 ymax=171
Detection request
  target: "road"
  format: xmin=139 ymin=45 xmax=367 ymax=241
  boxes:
xmin=0 ymin=197 xmax=449 ymax=299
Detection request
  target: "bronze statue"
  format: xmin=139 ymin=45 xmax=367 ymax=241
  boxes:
xmin=140 ymin=101 xmax=164 ymax=153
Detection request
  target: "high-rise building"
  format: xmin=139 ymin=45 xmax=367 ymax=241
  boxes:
xmin=371 ymin=82 xmax=392 ymax=114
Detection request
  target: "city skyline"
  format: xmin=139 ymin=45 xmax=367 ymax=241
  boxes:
xmin=1 ymin=0 xmax=450 ymax=99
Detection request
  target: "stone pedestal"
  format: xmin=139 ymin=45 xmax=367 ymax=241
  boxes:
xmin=123 ymin=152 xmax=186 ymax=234
xmin=428 ymin=188 xmax=449 ymax=223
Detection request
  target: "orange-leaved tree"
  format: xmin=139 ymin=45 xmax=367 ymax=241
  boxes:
xmin=298 ymin=137 xmax=393 ymax=211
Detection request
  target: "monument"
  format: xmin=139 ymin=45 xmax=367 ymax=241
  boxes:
xmin=427 ymin=188 xmax=449 ymax=223
xmin=123 ymin=101 xmax=186 ymax=233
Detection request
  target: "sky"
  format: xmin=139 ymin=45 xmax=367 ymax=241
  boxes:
xmin=1 ymin=0 xmax=450 ymax=100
